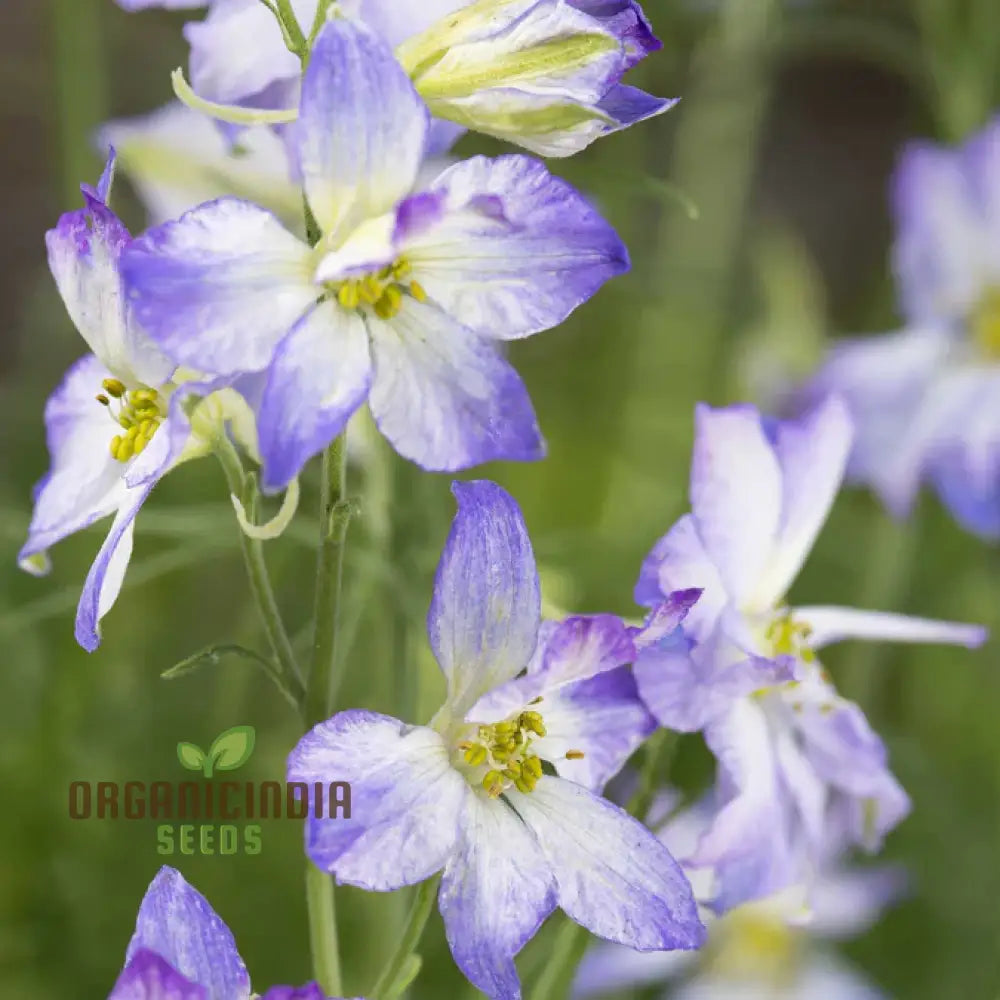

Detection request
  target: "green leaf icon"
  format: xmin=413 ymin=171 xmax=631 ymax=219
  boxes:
xmin=177 ymin=742 xmax=207 ymax=772
xmin=208 ymin=725 xmax=256 ymax=775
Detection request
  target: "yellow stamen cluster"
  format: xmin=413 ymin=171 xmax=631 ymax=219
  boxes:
xmin=97 ymin=379 xmax=165 ymax=463
xmin=972 ymin=286 xmax=1000 ymax=360
xmin=764 ymin=613 xmax=815 ymax=663
xmin=331 ymin=258 xmax=427 ymax=320
xmin=709 ymin=910 xmax=797 ymax=982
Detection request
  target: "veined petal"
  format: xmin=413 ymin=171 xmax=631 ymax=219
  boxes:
xmin=296 ymin=17 xmax=429 ymax=241
xmin=510 ymin=777 xmax=705 ymax=950
xmin=110 ymin=950 xmax=206 ymax=1000
xmin=753 ymin=395 xmax=853 ymax=608
xmin=288 ymin=710 xmax=468 ymax=891
xmin=257 ymin=302 xmax=372 ymax=492
xmin=794 ymin=605 xmax=988 ymax=651
xmin=572 ymin=0 xmax=662 ymax=71
xmin=402 ymin=154 xmax=627 ymax=339
xmin=125 ymin=867 xmax=251 ymax=1000
xmin=257 ymin=987 xmax=329 ymax=1000
xmin=18 ymin=354 xmax=125 ymax=564
xmin=122 ymin=198 xmax=316 ymax=376
xmin=689 ymin=404 xmax=783 ymax=607
xmin=75 ymin=480 xmax=155 ymax=652
xmin=428 ymin=481 xmax=541 ymax=716
xmin=439 ymin=792 xmax=557 ymax=1000
xmin=368 ymin=299 xmax=544 ymax=471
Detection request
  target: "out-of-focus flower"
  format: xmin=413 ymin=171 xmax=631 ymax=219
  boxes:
xmin=109 ymin=866 xmax=353 ymax=999
xmin=287 ymin=480 xmax=706 ymax=1000
xmin=573 ymin=801 xmax=904 ymax=1000
xmin=633 ymin=398 xmax=987 ymax=910
xmin=121 ymin=18 xmax=628 ymax=490
xmin=17 ymin=154 xmax=255 ymax=651
xmin=807 ymin=116 xmax=1000 ymax=538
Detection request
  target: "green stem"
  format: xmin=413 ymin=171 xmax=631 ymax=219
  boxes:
xmin=526 ymin=917 xmax=591 ymax=1000
xmin=305 ymin=863 xmax=342 ymax=997
xmin=274 ymin=0 xmax=308 ymax=55
xmin=371 ymin=878 xmax=439 ymax=1000
xmin=215 ymin=438 xmax=304 ymax=706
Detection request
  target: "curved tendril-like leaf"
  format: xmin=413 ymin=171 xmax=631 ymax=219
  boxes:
xmin=231 ymin=477 xmax=301 ymax=541
xmin=170 ymin=68 xmax=299 ymax=126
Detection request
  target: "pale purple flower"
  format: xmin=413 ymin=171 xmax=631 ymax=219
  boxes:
xmin=287 ymin=480 xmax=705 ymax=1000
xmin=18 ymin=153 xmax=253 ymax=652
xmin=121 ymin=17 xmax=628 ymax=490
xmin=633 ymin=397 xmax=987 ymax=910
xmin=807 ymin=116 xmax=1000 ymax=538
xmin=109 ymin=866 xmax=352 ymax=999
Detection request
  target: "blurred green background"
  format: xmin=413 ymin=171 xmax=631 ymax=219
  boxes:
xmin=1 ymin=0 xmax=999 ymax=996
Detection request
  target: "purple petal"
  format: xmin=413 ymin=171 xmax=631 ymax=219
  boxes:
xmin=115 ymin=0 xmax=204 ymax=8
xmin=258 ymin=987 xmax=330 ymax=1000
xmin=571 ymin=0 xmax=662 ymax=71
xmin=287 ymin=710 xmax=469 ymax=891
xmin=125 ymin=867 xmax=250 ymax=1000
xmin=597 ymin=84 xmax=678 ymax=129
xmin=296 ymin=17 xmax=428 ymax=240
xmin=110 ymin=950 xmax=206 ymax=1000
xmin=403 ymin=154 xmax=628 ymax=339
xmin=795 ymin=605 xmax=987 ymax=650
xmin=439 ymin=793 xmax=557 ymax=1000
xmin=635 ymin=589 xmax=703 ymax=647
xmin=510 ymin=777 xmax=705 ymax=951
xmin=428 ymin=481 xmax=541 ymax=716
xmin=689 ymin=403 xmax=783 ymax=605
xmin=368 ymin=298 xmax=544 ymax=471
xmin=75 ymin=480 xmax=156 ymax=652
xmin=257 ymin=302 xmax=372 ymax=492
xmin=122 ymin=198 xmax=316 ymax=376
xmin=810 ymin=864 xmax=908 ymax=939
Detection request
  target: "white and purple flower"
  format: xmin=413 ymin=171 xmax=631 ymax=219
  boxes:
xmin=287 ymin=480 xmax=706 ymax=1000
xmin=120 ymin=17 xmax=628 ymax=491
xmin=633 ymin=397 xmax=987 ymax=911
xmin=18 ymin=154 xmax=255 ymax=652
xmin=109 ymin=866 xmax=351 ymax=999
xmin=807 ymin=116 xmax=1000 ymax=538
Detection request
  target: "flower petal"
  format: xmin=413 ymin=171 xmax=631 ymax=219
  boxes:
xmin=288 ymin=710 xmax=469 ymax=891
xmin=689 ymin=404 xmax=783 ymax=607
xmin=368 ymin=299 xmax=544 ymax=471
xmin=402 ymin=154 xmax=628 ymax=339
xmin=509 ymin=777 xmax=705 ymax=951
xmin=296 ymin=17 xmax=429 ymax=241
xmin=110 ymin=950 xmax=206 ymax=1000
xmin=258 ymin=987 xmax=330 ymax=1000
xmin=125 ymin=867 xmax=250 ymax=1000
xmin=74 ymin=480 xmax=155 ymax=652
xmin=794 ymin=605 xmax=988 ymax=651
xmin=257 ymin=302 xmax=372 ymax=492
xmin=439 ymin=792 xmax=557 ymax=1000
xmin=754 ymin=394 xmax=853 ymax=608
xmin=122 ymin=198 xmax=316 ymax=376
xmin=428 ymin=481 xmax=541 ymax=716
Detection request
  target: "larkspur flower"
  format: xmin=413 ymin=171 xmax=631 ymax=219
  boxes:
xmin=110 ymin=866 xmax=355 ymax=999
xmin=807 ymin=116 xmax=1000 ymax=538
xmin=17 ymin=153 xmax=256 ymax=652
xmin=121 ymin=17 xmax=628 ymax=491
xmin=286 ymin=480 xmax=706 ymax=1000
xmin=116 ymin=0 xmax=672 ymax=157
xmin=573 ymin=801 xmax=904 ymax=1000
xmin=632 ymin=397 xmax=987 ymax=910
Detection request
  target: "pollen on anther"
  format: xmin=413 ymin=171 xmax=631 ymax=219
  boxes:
xmin=565 ymin=750 xmax=585 ymax=760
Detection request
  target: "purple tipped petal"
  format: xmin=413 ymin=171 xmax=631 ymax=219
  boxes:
xmin=510 ymin=777 xmax=705 ymax=951
xmin=428 ymin=481 xmax=541 ymax=716
xmin=75 ymin=481 xmax=156 ymax=652
xmin=110 ymin=950 xmax=206 ymax=1000
xmin=794 ymin=605 xmax=988 ymax=650
xmin=405 ymin=155 xmax=629 ymax=340
xmin=288 ymin=710 xmax=468 ymax=891
xmin=635 ymin=589 xmax=703 ymax=647
xmin=689 ymin=403 xmax=782 ymax=605
xmin=258 ymin=987 xmax=329 ymax=1000
xmin=296 ymin=17 xmax=429 ymax=241
xmin=571 ymin=0 xmax=662 ymax=71
xmin=439 ymin=793 xmax=558 ymax=1000
xmin=257 ymin=302 xmax=372 ymax=492
xmin=597 ymin=85 xmax=678 ymax=130
xmin=126 ymin=867 xmax=250 ymax=1000
xmin=368 ymin=299 xmax=545 ymax=471
xmin=122 ymin=198 xmax=316 ymax=376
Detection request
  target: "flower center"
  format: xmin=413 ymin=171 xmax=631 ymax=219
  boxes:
xmin=457 ymin=707 xmax=547 ymax=798
xmin=763 ymin=611 xmax=815 ymax=663
xmin=328 ymin=258 xmax=427 ymax=321
xmin=971 ymin=286 xmax=1000 ymax=360
xmin=96 ymin=378 xmax=166 ymax=463
xmin=707 ymin=910 xmax=798 ymax=983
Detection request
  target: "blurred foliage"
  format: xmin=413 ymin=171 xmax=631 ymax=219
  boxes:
xmin=1 ymin=0 xmax=999 ymax=997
